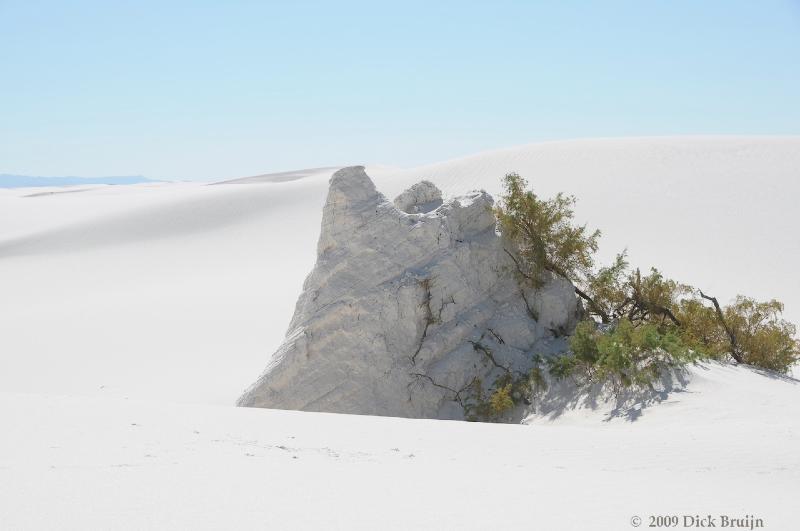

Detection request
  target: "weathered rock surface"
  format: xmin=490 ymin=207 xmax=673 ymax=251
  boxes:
xmin=393 ymin=180 xmax=443 ymax=214
xmin=237 ymin=166 xmax=579 ymax=420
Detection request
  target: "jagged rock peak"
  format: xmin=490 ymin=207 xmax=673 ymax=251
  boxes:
xmin=327 ymin=166 xmax=379 ymax=204
xmin=393 ymin=180 xmax=443 ymax=214
xmin=238 ymin=168 xmax=579 ymax=421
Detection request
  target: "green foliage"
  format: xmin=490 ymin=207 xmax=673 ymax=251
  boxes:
xmin=676 ymin=298 xmax=729 ymax=357
xmin=726 ymin=297 xmax=798 ymax=371
xmin=463 ymin=377 xmax=515 ymax=422
xmin=489 ymin=384 xmax=515 ymax=415
xmin=569 ymin=320 xmax=600 ymax=364
xmin=496 ymin=172 xmax=799 ymax=380
xmin=627 ymin=268 xmax=689 ymax=322
xmin=527 ymin=366 xmax=548 ymax=395
xmin=546 ymin=354 xmax=578 ymax=381
xmin=676 ymin=295 xmax=799 ymax=372
xmin=551 ymin=319 xmax=696 ymax=391
xmin=585 ymin=260 xmax=688 ymax=327
xmin=585 ymin=252 xmax=629 ymax=320
xmin=463 ymin=365 xmax=549 ymax=422
xmin=495 ymin=173 xmax=600 ymax=287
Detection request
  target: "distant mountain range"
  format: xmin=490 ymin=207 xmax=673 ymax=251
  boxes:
xmin=0 ymin=174 xmax=162 ymax=188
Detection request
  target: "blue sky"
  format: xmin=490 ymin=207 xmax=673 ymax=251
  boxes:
xmin=1 ymin=0 xmax=799 ymax=181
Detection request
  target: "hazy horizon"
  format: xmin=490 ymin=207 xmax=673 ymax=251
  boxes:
xmin=4 ymin=134 xmax=800 ymax=185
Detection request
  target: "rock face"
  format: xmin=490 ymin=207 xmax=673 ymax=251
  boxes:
xmin=237 ymin=166 xmax=579 ymax=420
xmin=393 ymin=180 xmax=443 ymax=214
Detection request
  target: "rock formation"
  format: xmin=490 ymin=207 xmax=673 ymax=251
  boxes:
xmin=237 ymin=166 xmax=579 ymax=420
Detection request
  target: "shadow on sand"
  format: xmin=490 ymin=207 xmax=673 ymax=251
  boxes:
xmin=748 ymin=365 xmax=798 ymax=384
xmin=529 ymin=366 xmax=694 ymax=423
xmin=528 ymin=360 xmax=798 ymax=423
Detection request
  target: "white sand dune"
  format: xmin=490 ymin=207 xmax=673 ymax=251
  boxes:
xmin=2 ymin=136 xmax=798 ymax=405
xmin=1 ymin=362 xmax=797 ymax=530
xmin=1 ymin=180 xmax=324 ymax=405
xmin=1 ymin=136 xmax=799 ymax=529
xmin=213 ymin=166 xmax=341 ymax=185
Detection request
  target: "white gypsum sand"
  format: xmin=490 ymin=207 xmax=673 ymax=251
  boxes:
xmin=1 ymin=136 xmax=799 ymax=529
xmin=0 ymin=362 xmax=798 ymax=530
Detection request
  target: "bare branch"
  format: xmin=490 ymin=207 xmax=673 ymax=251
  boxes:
xmin=574 ymin=285 xmax=610 ymax=324
xmin=699 ymin=290 xmax=743 ymax=363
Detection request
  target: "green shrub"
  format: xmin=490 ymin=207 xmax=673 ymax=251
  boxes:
xmin=723 ymin=297 xmax=797 ymax=372
xmin=462 ymin=366 xmax=550 ymax=422
xmin=495 ymin=172 xmax=799 ymax=393
xmin=527 ymin=366 xmax=548 ymax=396
xmin=550 ymin=319 xmax=697 ymax=391
xmin=495 ymin=173 xmax=600 ymax=287
xmin=547 ymin=355 xmax=577 ymax=380
xmin=489 ymin=384 xmax=515 ymax=416
xmin=676 ymin=295 xmax=799 ymax=372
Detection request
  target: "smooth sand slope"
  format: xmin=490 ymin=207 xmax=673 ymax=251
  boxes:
xmin=1 ymin=362 xmax=798 ymax=530
xmin=1 ymin=136 xmax=799 ymax=529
